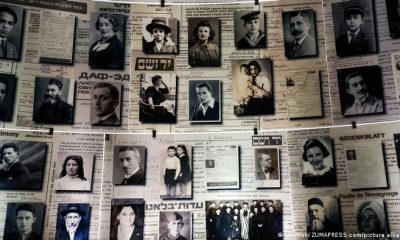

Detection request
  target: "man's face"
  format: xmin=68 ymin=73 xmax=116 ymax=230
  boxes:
xmin=119 ymin=150 xmax=140 ymax=176
xmin=308 ymin=204 xmax=325 ymax=222
xmin=0 ymin=82 xmax=6 ymax=104
xmin=3 ymin=147 xmax=18 ymax=164
xmin=360 ymin=209 xmax=379 ymax=233
xmin=196 ymin=86 xmax=212 ymax=105
xmin=65 ymin=212 xmax=81 ymax=228
xmin=346 ymin=75 xmax=368 ymax=101
xmin=168 ymin=218 xmax=184 ymax=238
xmin=345 ymin=14 xmax=363 ymax=32
xmin=249 ymin=64 xmax=260 ymax=77
xmin=16 ymin=210 xmax=35 ymax=234
xmin=168 ymin=149 xmax=176 ymax=157
xmin=306 ymin=146 xmax=324 ymax=170
xmin=244 ymin=19 xmax=260 ymax=34
xmin=45 ymin=84 xmax=62 ymax=105
xmin=259 ymin=153 xmax=272 ymax=169
xmin=289 ymin=15 xmax=310 ymax=41
xmin=152 ymin=27 xmax=165 ymax=42
xmin=92 ymin=87 xmax=118 ymax=117
xmin=0 ymin=11 xmax=15 ymax=38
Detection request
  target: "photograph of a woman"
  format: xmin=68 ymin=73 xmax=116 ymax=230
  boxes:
xmin=110 ymin=199 xmax=144 ymax=240
xmin=89 ymin=13 xmax=125 ymax=70
xmin=355 ymin=199 xmax=388 ymax=239
xmin=142 ymin=17 xmax=178 ymax=54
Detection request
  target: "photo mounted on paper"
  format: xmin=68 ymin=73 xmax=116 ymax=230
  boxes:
xmin=110 ymin=198 xmax=145 ymax=240
xmin=159 ymin=211 xmax=191 ymax=240
xmin=0 ymin=3 xmax=24 ymax=61
xmin=391 ymin=52 xmax=400 ymax=101
xmin=386 ymin=0 xmax=400 ymax=39
xmin=354 ymin=199 xmax=389 ymax=236
xmin=0 ymin=73 xmax=17 ymax=122
xmin=393 ymin=133 xmax=400 ymax=167
xmin=188 ymin=80 xmax=221 ymax=123
xmin=254 ymin=148 xmax=280 ymax=189
xmin=56 ymin=203 xmax=90 ymax=240
xmin=142 ymin=17 xmax=179 ymax=54
xmin=113 ymin=145 xmax=146 ymax=186
xmin=90 ymin=80 xmax=122 ymax=126
xmin=234 ymin=10 xmax=266 ymax=49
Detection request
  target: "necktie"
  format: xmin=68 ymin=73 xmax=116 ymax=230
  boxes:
xmin=292 ymin=42 xmax=299 ymax=55
xmin=349 ymin=33 xmax=355 ymax=43
xmin=1 ymin=40 xmax=6 ymax=57
xmin=122 ymin=178 xmax=128 ymax=184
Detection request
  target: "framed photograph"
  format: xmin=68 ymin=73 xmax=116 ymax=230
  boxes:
xmin=254 ymin=148 xmax=280 ymax=189
xmin=113 ymin=145 xmax=146 ymax=185
xmin=337 ymin=66 xmax=384 ymax=117
xmin=282 ymin=9 xmax=317 ymax=58
xmin=231 ymin=58 xmax=274 ymax=116
xmin=90 ymin=80 xmax=122 ymax=126
xmin=332 ymin=0 xmax=377 ymax=57
xmin=160 ymin=144 xmax=192 ymax=200
xmin=386 ymin=0 xmax=400 ymax=39
xmin=0 ymin=4 xmax=24 ymax=61
xmin=205 ymin=200 xmax=283 ymax=240
xmin=54 ymin=152 xmax=95 ymax=191
xmin=188 ymin=80 xmax=221 ymax=123
xmin=159 ymin=211 xmax=191 ymax=240
xmin=234 ymin=10 xmax=266 ymax=49
xmin=300 ymin=137 xmax=337 ymax=187
xmin=89 ymin=12 xmax=125 ymax=70
xmin=188 ymin=17 xmax=220 ymax=67
xmin=354 ymin=199 xmax=388 ymax=235
xmin=394 ymin=133 xmax=400 ymax=167
xmin=3 ymin=203 xmax=45 ymax=240
xmin=139 ymin=73 xmax=177 ymax=123
xmin=391 ymin=52 xmax=400 ymax=101
xmin=110 ymin=198 xmax=145 ymax=240
xmin=0 ymin=140 xmax=47 ymax=190
xmin=0 ymin=73 xmax=17 ymax=121
xmin=56 ymin=203 xmax=90 ymax=240
xmin=33 ymin=77 xmax=74 ymax=124
xmin=142 ymin=17 xmax=179 ymax=54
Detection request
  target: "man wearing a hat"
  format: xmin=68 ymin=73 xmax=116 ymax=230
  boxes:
xmin=307 ymin=198 xmax=341 ymax=236
xmin=56 ymin=204 xmax=89 ymax=240
xmin=335 ymin=5 xmax=375 ymax=57
xmin=143 ymin=17 xmax=177 ymax=54
xmin=236 ymin=11 xmax=266 ymax=49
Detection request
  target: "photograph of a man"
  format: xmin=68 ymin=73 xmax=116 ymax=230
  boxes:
xmin=4 ymin=203 xmax=45 ymax=240
xmin=306 ymin=197 xmax=341 ymax=236
xmin=91 ymin=81 xmax=121 ymax=126
xmin=114 ymin=145 xmax=145 ymax=185
xmin=346 ymin=150 xmax=357 ymax=160
xmin=283 ymin=9 xmax=317 ymax=58
xmin=189 ymin=80 xmax=221 ymax=123
xmin=254 ymin=148 xmax=280 ymax=189
xmin=56 ymin=203 xmax=90 ymax=240
xmin=234 ymin=11 xmax=266 ymax=49
xmin=159 ymin=211 xmax=191 ymax=240
xmin=33 ymin=77 xmax=74 ymax=124
xmin=0 ymin=73 xmax=16 ymax=121
xmin=0 ymin=4 xmax=24 ymax=60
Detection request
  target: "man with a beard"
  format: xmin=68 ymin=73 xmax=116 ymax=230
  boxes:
xmin=33 ymin=78 xmax=73 ymax=124
xmin=56 ymin=204 xmax=88 ymax=240
xmin=307 ymin=198 xmax=341 ymax=238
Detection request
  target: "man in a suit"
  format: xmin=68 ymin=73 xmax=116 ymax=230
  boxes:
xmin=56 ymin=204 xmax=89 ymax=240
xmin=255 ymin=152 xmax=279 ymax=180
xmin=0 ymin=6 xmax=18 ymax=60
xmin=92 ymin=82 xmax=120 ymax=126
xmin=117 ymin=146 xmax=145 ymax=185
xmin=4 ymin=204 xmax=41 ymax=240
xmin=190 ymin=82 xmax=220 ymax=122
xmin=0 ymin=142 xmax=31 ymax=189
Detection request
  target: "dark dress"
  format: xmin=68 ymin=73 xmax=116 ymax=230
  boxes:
xmin=178 ymin=154 xmax=191 ymax=183
xmin=145 ymin=86 xmax=168 ymax=105
xmin=302 ymin=167 xmax=337 ymax=187
xmin=89 ymin=35 xmax=124 ymax=70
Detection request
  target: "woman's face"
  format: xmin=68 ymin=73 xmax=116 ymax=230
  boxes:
xmin=66 ymin=159 xmax=79 ymax=176
xmin=117 ymin=206 xmax=136 ymax=227
xmin=360 ymin=209 xmax=379 ymax=233
xmin=177 ymin=147 xmax=184 ymax=156
xmin=98 ymin=17 xmax=115 ymax=39
xmin=306 ymin=146 xmax=324 ymax=170
xmin=197 ymin=26 xmax=210 ymax=42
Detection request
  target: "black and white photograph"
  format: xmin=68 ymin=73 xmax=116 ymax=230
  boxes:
xmin=113 ymin=145 xmax=146 ymax=186
xmin=332 ymin=0 xmax=377 ymax=57
xmin=234 ymin=10 xmax=266 ymax=49
xmin=142 ymin=17 xmax=178 ymax=54
xmin=0 ymin=73 xmax=16 ymax=121
xmin=254 ymin=148 xmax=280 ymax=189
xmin=159 ymin=211 xmax=191 ymax=240
xmin=205 ymin=200 xmax=283 ymax=240
xmin=188 ymin=17 xmax=220 ymax=67
xmin=354 ymin=199 xmax=389 ymax=237
xmin=33 ymin=77 xmax=74 ymax=124
xmin=188 ymin=80 xmax=221 ymax=123
xmin=160 ymin=144 xmax=192 ymax=199
xmin=55 ymin=203 xmax=90 ymax=240
xmin=91 ymin=80 xmax=122 ymax=126
xmin=305 ymin=196 xmax=342 ymax=237
xmin=54 ymin=152 xmax=95 ymax=191
xmin=386 ymin=0 xmax=400 ymax=39
xmin=394 ymin=133 xmax=400 ymax=167
xmin=232 ymin=58 xmax=274 ymax=116
xmin=300 ymin=137 xmax=337 ymax=187
xmin=110 ymin=198 xmax=145 ymax=240
xmin=0 ymin=140 xmax=47 ymax=190
xmin=346 ymin=149 xmax=357 ymax=160
xmin=337 ymin=66 xmax=384 ymax=117
xmin=139 ymin=73 xmax=177 ymax=123
xmin=282 ymin=9 xmax=317 ymax=58
xmin=3 ymin=203 xmax=45 ymax=240
xmin=391 ymin=52 xmax=400 ymax=101
xmin=89 ymin=12 xmax=125 ymax=70
xmin=0 ymin=4 xmax=24 ymax=61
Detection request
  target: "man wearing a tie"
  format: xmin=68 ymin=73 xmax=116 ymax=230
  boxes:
xmin=56 ymin=204 xmax=89 ymax=240
xmin=255 ymin=152 xmax=279 ymax=180
xmin=0 ymin=6 xmax=18 ymax=60
xmin=116 ymin=146 xmax=145 ymax=185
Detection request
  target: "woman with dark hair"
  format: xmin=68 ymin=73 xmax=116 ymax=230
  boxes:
xmin=54 ymin=155 xmax=90 ymax=191
xmin=357 ymin=201 xmax=388 ymax=239
xmin=89 ymin=13 xmax=124 ymax=69
xmin=189 ymin=19 xmax=219 ymax=66
xmin=301 ymin=138 xmax=336 ymax=187
xmin=176 ymin=145 xmax=191 ymax=198
xmin=110 ymin=204 xmax=143 ymax=240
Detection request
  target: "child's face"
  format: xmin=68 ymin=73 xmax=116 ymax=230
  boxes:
xmin=345 ymin=14 xmax=363 ymax=32
xmin=168 ymin=149 xmax=176 ymax=157
xmin=152 ymin=27 xmax=165 ymax=41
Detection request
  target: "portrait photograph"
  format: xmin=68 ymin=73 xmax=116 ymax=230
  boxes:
xmin=33 ymin=77 xmax=74 ymax=125
xmin=188 ymin=17 xmax=220 ymax=67
xmin=332 ymin=0 xmax=377 ymax=57
xmin=188 ymin=80 xmax=221 ymax=123
xmin=0 ymin=140 xmax=47 ymax=190
xmin=90 ymin=80 xmax=122 ymax=126
xmin=205 ymin=199 xmax=283 ymax=240
xmin=113 ymin=145 xmax=146 ymax=186
xmin=391 ymin=52 xmax=400 ymax=101
xmin=337 ymin=65 xmax=384 ymax=117
xmin=0 ymin=73 xmax=17 ymax=122
xmin=282 ymin=9 xmax=318 ymax=59
xmin=300 ymin=137 xmax=337 ymax=187
xmin=56 ymin=203 xmax=90 ymax=240
xmin=231 ymin=58 xmax=274 ymax=116
xmin=160 ymin=144 xmax=192 ymax=200
xmin=254 ymin=148 xmax=280 ymax=189
xmin=386 ymin=0 xmax=400 ymax=39
xmin=234 ymin=10 xmax=266 ymax=49
xmin=142 ymin=17 xmax=179 ymax=54
xmin=346 ymin=149 xmax=357 ymax=160
xmin=0 ymin=3 xmax=24 ymax=61
xmin=110 ymin=198 xmax=145 ymax=240
xmin=159 ymin=211 xmax=191 ymax=240
xmin=139 ymin=73 xmax=177 ymax=123
xmin=394 ymin=133 xmax=400 ymax=167
xmin=89 ymin=12 xmax=125 ymax=70
xmin=354 ymin=199 xmax=389 ymax=236
xmin=3 ymin=202 xmax=45 ymax=240
xmin=54 ymin=152 xmax=95 ymax=192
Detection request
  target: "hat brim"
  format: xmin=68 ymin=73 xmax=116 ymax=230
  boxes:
xmin=146 ymin=23 xmax=171 ymax=34
xmin=61 ymin=209 xmax=85 ymax=216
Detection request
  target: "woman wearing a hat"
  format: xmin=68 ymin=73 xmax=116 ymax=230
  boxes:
xmin=143 ymin=18 xmax=177 ymax=54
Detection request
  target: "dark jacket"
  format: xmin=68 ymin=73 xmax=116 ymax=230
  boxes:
xmin=143 ymin=39 xmax=177 ymax=54
xmin=33 ymin=100 xmax=74 ymax=124
xmin=117 ymin=168 xmax=145 ymax=185
xmin=0 ymin=161 xmax=31 ymax=189
xmin=335 ymin=30 xmax=376 ymax=57
xmin=89 ymin=35 xmax=124 ymax=70
xmin=236 ymin=31 xmax=266 ymax=49
xmin=285 ymin=34 xmax=317 ymax=58
xmin=55 ymin=223 xmax=89 ymax=240
xmin=4 ymin=230 xmax=41 ymax=240
xmin=110 ymin=225 xmax=143 ymax=240
xmin=255 ymin=167 xmax=279 ymax=180
xmin=92 ymin=113 xmax=120 ymax=126
xmin=190 ymin=101 xmax=220 ymax=121
xmin=0 ymin=40 xmax=18 ymax=60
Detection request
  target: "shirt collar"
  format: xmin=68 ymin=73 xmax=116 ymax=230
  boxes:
xmin=244 ymin=30 xmax=265 ymax=47
xmin=347 ymin=29 xmax=360 ymax=37
xmin=296 ymin=33 xmax=309 ymax=46
xmin=97 ymin=113 xmax=114 ymax=122
xmin=355 ymin=93 xmax=370 ymax=105
xmin=198 ymin=97 xmax=215 ymax=109
xmin=124 ymin=167 xmax=140 ymax=179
